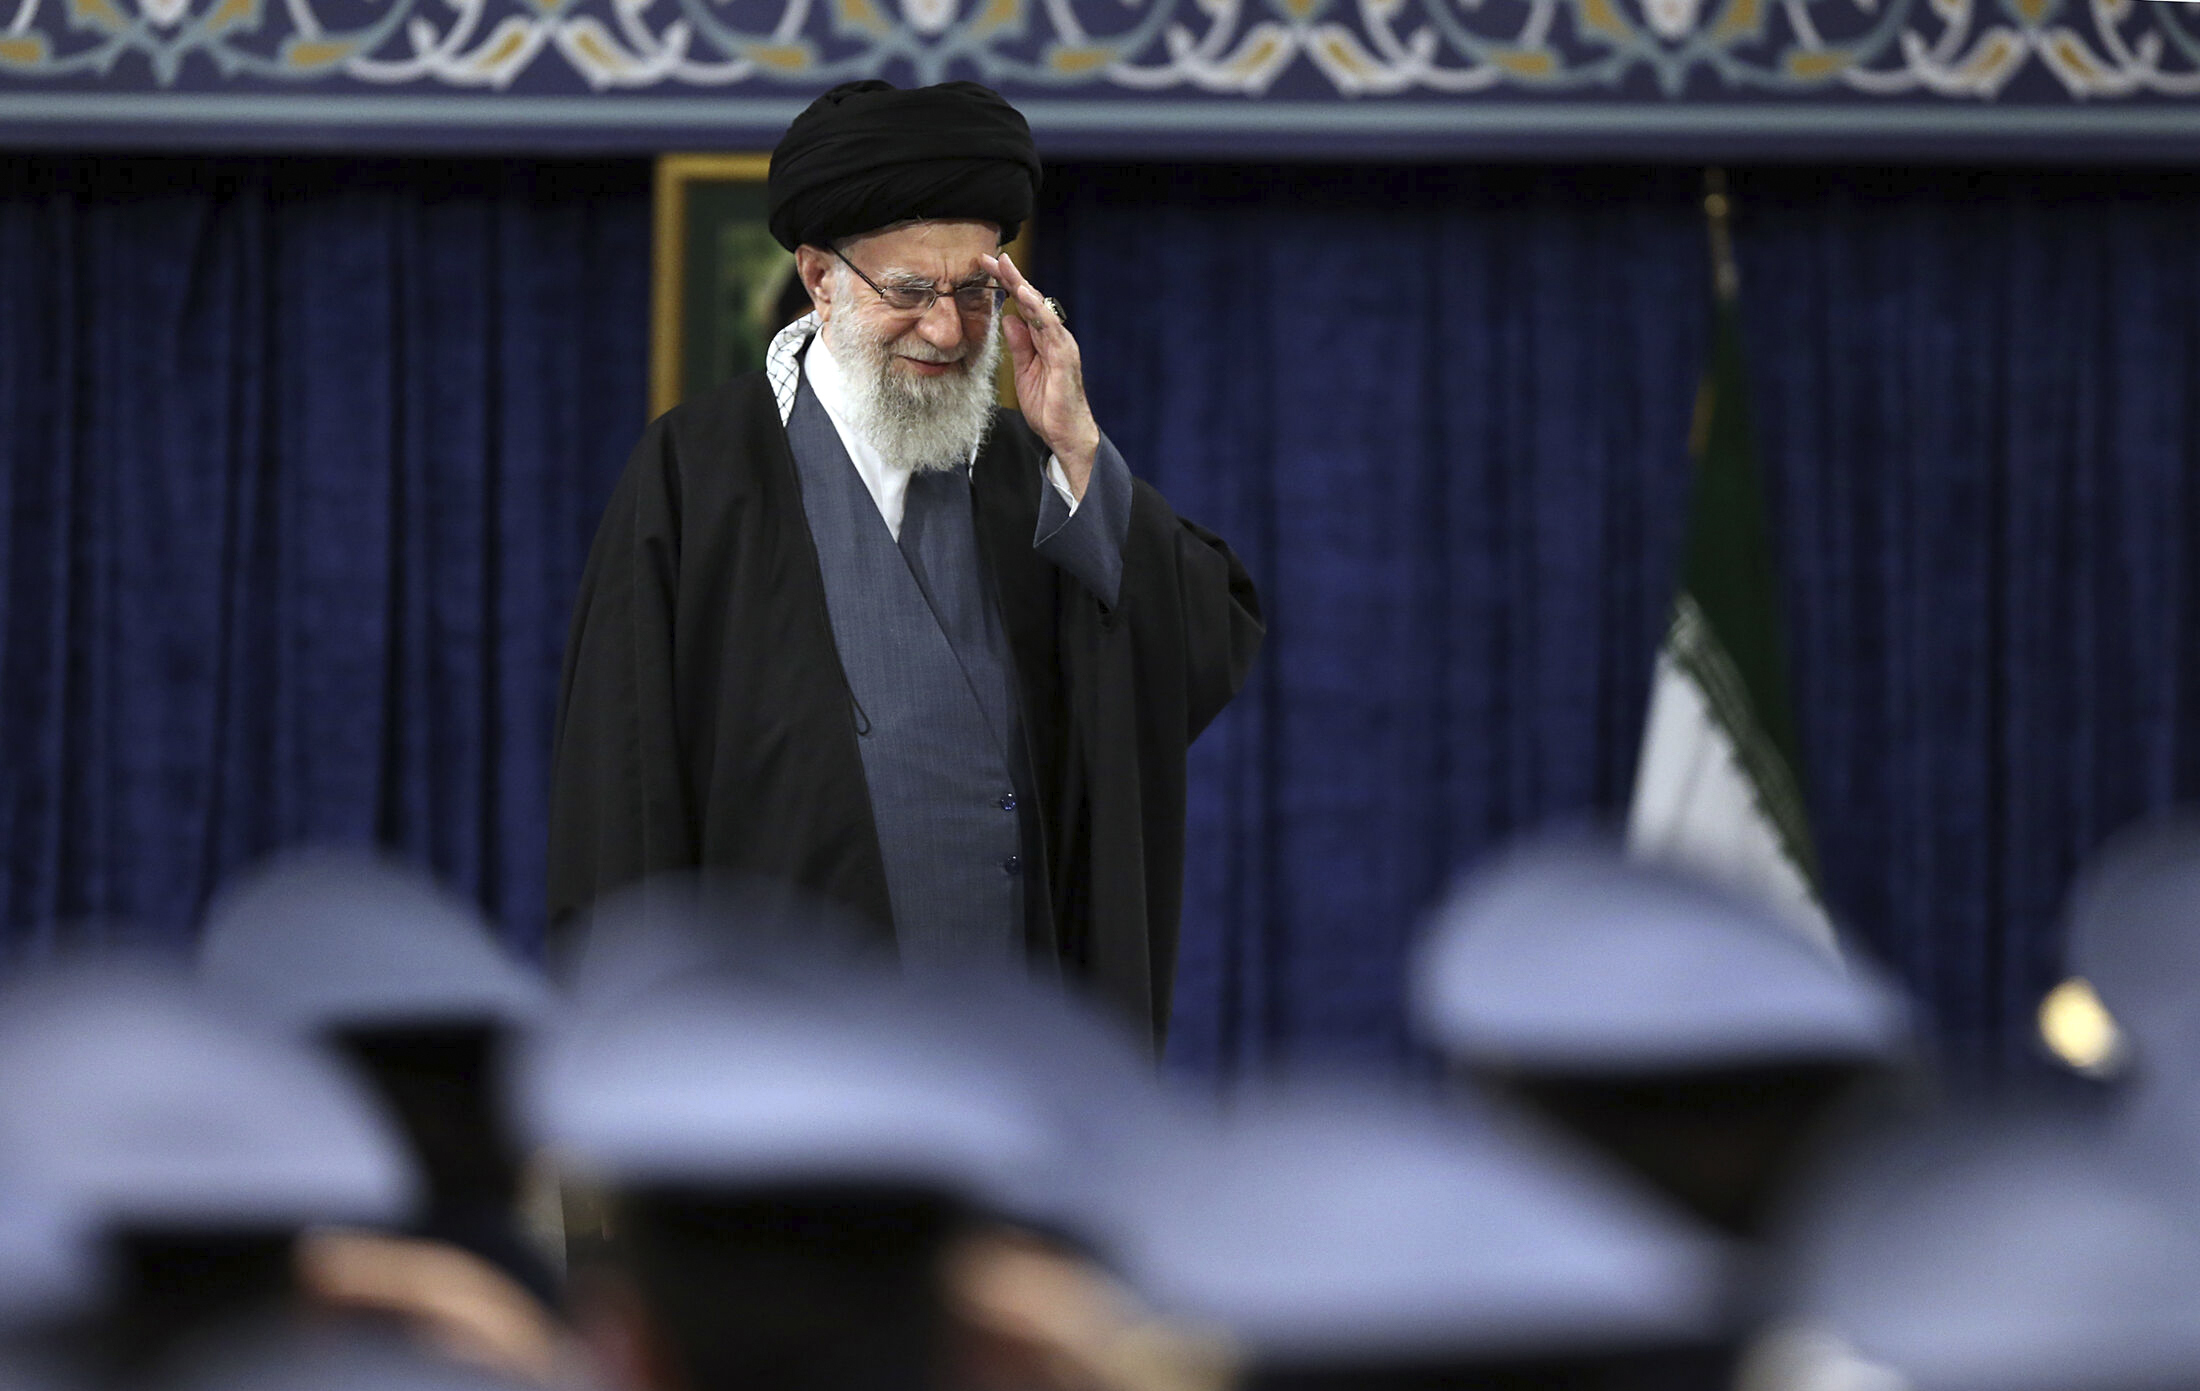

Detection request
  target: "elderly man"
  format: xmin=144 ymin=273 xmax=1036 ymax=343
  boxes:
xmin=548 ymin=80 xmax=1262 ymax=1048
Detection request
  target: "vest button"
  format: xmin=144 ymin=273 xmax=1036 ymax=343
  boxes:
xmin=999 ymin=794 xmax=1017 ymax=813
xmin=1003 ymin=855 xmax=1021 ymax=876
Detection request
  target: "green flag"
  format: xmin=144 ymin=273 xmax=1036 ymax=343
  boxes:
xmin=1627 ymin=178 xmax=1831 ymax=951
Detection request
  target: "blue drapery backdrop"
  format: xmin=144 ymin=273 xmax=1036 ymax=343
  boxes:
xmin=1042 ymin=164 xmax=2200 ymax=1083
xmin=0 ymin=158 xmax=650 ymax=962
xmin=1044 ymin=166 xmax=1710 ymax=1078
xmin=4 ymin=159 xmax=2198 ymax=1083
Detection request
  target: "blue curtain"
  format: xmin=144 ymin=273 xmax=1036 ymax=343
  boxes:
xmin=1042 ymin=165 xmax=2200 ymax=1084
xmin=7 ymin=158 xmax=2198 ymax=1085
xmin=0 ymin=158 xmax=649 ymax=962
xmin=1734 ymin=169 xmax=2200 ymax=1083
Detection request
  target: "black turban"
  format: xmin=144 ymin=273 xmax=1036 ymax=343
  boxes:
xmin=767 ymin=80 xmax=1041 ymax=252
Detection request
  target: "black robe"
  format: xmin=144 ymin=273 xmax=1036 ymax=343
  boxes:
xmin=548 ymin=371 xmax=1263 ymax=1049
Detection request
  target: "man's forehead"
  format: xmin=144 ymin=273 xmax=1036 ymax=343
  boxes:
xmin=844 ymin=218 xmax=1001 ymax=274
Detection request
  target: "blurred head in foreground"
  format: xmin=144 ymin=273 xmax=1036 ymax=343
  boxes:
xmin=1100 ymin=1084 xmax=1734 ymax=1391
xmin=0 ymin=969 xmax=416 ymax=1384
xmin=522 ymin=970 xmax=1063 ymax=1391
xmin=198 ymin=849 xmax=556 ymax=1290
xmin=1413 ymin=840 xmax=1914 ymax=1239
xmin=1772 ymin=1117 xmax=2200 ymax=1391
xmin=197 ymin=850 xmax=573 ymax=1383
xmin=555 ymin=878 xmax=1194 ymax=1391
xmin=2044 ymin=814 xmax=2200 ymax=1092
xmin=0 ymin=1179 xmax=99 ymax=1336
xmin=0 ymin=1179 xmax=103 ymax=1391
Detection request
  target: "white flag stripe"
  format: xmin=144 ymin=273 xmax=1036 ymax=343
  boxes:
xmin=1628 ymin=650 xmax=1839 ymax=956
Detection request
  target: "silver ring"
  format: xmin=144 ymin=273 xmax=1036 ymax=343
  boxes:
xmin=1042 ymin=296 xmax=1066 ymax=328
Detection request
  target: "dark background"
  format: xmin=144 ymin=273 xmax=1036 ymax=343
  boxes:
xmin=6 ymin=158 xmax=2197 ymax=1084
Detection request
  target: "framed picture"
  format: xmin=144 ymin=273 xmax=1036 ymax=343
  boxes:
xmin=650 ymin=153 xmax=787 ymax=421
xmin=650 ymin=152 xmax=1032 ymax=421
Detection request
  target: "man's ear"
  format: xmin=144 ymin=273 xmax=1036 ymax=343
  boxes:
xmin=794 ymin=246 xmax=836 ymax=322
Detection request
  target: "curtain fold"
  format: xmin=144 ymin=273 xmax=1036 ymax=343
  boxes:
xmin=0 ymin=159 xmax=649 ymax=961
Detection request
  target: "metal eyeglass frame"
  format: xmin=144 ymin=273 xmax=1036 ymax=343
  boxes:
xmin=831 ymin=246 xmax=1005 ymax=317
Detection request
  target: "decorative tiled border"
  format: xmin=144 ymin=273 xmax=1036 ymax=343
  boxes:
xmin=6 ymin=0 xmax=2200 ymax=154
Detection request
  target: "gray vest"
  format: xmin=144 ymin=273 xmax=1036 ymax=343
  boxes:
xmin=785 ymin=374 xmax=1029 ymax=971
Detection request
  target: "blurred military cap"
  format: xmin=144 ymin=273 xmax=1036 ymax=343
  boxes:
xmin=1101 ymin=1085 xmax=1730 ymax=1369
xmin=2060 ymin=814 xmax=2200 ymax=1065
xmin=199 ymin=848 xmax=551 ymax=1035
xmin=1785 ymin=1118 xmax=2200 ymax=1391
xmin=557 ymin=871 xmax=889 ymax=1018
xmin=1413 ymin=840 xmax=1909 ymax=1074
xmin=0 ymin=1179 xmax=99 ymax=1330
xmin=0 ymin=970 xmax=417 ymax=1231
xmin=521 ymin=981 xmax=1055 ymax=1202
xmin=890 ymin=969 xmax=1182 ymax=1248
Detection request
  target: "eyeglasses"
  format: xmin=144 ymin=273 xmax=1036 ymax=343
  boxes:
xmin=833 ymin=246 xmax=1005 ymax=317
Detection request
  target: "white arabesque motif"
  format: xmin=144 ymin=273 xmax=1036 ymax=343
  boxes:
xmin=5 ymin=0 xmax=2200 ymax=101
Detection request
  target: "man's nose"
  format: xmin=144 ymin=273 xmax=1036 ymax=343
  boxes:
xmin=913 ymin=294 xmax=964 ymax=350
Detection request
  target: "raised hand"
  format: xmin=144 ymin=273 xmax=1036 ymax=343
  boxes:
xmin=982 ymin=251 xmax=1101 ymax=498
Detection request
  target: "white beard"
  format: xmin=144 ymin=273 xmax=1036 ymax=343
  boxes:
xmin=823 ymin=310 xmax=1002 ymax=475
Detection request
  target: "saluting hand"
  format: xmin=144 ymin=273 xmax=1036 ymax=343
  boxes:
xmin=982 ymin=251 xmax=1101 ymax=500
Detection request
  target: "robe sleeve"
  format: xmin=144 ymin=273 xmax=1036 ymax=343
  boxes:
xmin=1172 ymin=507 xmax=1263 ymax=743
xmin=1033 ymin=434 xmax=1132 ymax=609
xmin=1062 ymin=473 xmax=1262 ymax=1049
xmin=547 ymin=416 xmax=700 ymax=932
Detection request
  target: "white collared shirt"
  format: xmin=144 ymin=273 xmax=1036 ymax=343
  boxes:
xmin=801 ymin=325 xmax=1081 ymax=543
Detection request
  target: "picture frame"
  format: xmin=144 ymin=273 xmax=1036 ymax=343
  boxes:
xmin=650 ymin=152 xmax=1033 ymax=422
